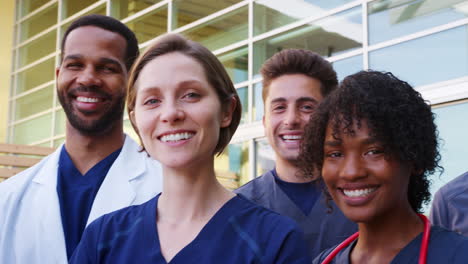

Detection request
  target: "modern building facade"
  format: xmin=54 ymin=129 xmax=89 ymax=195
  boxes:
xmin=0 ymin=0 xmax=15 ymax=143
xmin=4 ymin=0 xmax=468 ymax=209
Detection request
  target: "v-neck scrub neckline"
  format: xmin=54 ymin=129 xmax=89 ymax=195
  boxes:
xmin=148 ymin=194 xmax=239 ymax=263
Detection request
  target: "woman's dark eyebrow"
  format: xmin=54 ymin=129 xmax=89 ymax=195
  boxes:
xmin=324 ymin=140 xmax=341 ymax=147
xmin=362 ymin=137 xmax=379 ymax=145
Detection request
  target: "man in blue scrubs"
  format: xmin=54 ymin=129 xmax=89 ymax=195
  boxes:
xmin=235 ymin=49 xmax=357 ymax=258
xmin=431 ymin=171 xmax=468 ymax=236
xmin=0 ymin=15 xmax=162 ymax=263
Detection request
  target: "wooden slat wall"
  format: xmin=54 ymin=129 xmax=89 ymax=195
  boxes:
xmin=0 ymin=144 xmax=54 ymax=179
xmin=0 ymin=143 xmax=55 ymax=156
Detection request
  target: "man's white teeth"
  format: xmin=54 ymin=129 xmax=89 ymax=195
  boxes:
xmin=77 ymin=96 xmax=100 ymax=103
xmin=161 ymin=132 xmax=194 ymax=142
xmin=343 ymin=188 xmax=377 ymax=198
xmin=282 ymin=135 xmax=301 ymax=140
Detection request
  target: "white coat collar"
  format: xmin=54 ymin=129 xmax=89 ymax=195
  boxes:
xmin=31 ymin=144 xmax=63 ymax=185
xmin=87 ymin=135 xmax=145 ymax=224
xmin=30 ymin=135 xmax=147 ymax=226
xmin=28 ymin=144 xmax=67 ymax=262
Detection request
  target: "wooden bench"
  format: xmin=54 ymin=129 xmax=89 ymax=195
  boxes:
xmin=0 ymin=143 xmax=55 ymax=181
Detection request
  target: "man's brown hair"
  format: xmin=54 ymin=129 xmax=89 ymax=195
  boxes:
xmin=261 ymin=49 xmax=338 ymax=101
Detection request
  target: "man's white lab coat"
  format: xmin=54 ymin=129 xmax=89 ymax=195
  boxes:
xmin=0 ymin=135 xmax=163 ymax=263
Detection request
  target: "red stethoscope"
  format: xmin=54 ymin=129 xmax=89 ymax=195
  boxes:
xmin=321 ymin=214 xmax=431 ymax=264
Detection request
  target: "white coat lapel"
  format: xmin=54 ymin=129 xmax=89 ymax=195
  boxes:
xmin=87 ymin=136 xmax=144 ymax=225
xmin=31 ymin=145 xmax=68 ymax=262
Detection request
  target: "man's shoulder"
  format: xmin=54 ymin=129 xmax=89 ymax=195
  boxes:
xmin=429 ymin=226 xmax=468 ymax=262
xmin=0 ymin=153 xmax=55 ymax=199
xmin=232 ymin=194 xmax=301 ymax=234
xmin=234 ymin=171 xmax=274 ymax=198
xmin=120 ymin=136 xmax=161 ymax=168
xmin=437 ymin=171 xmax=468 ymax=201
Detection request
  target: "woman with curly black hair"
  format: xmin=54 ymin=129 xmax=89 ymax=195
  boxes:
xmin=300 ymin=70 xmax=468 ymax=263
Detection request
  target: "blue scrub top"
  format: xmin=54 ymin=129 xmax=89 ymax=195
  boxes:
xmin=312 ymin=226 xmax=468 ymax=264
xmin=57 ymin=147 xmax=121 ymax=258
xmin=70 ymin=193 xmax=311 ymax=264
xmin=272 ymin=168 xmax=320 ymax=215
xmin=430 ymin=171 xmax=468 ymax=236
xmin=235 ymin=170 xmax=357 ymax=258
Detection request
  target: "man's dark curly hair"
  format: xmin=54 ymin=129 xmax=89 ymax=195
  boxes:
xmin=299 ymin=70 xmax=442 ymax=213
xmin=61 ymin=14 xmax=139 ymax=71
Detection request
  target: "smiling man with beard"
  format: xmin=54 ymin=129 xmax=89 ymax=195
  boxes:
xmin=0 ymin=15 xmax=163 ymax=263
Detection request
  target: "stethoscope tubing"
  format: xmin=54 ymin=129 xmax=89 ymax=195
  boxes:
xmin=320 ymin=214 xmax=431 ymax=264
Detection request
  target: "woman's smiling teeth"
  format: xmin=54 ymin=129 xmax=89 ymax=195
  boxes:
xmin=343 ymin=188 xmax=377 ymax=198
xmin=160 ymin=132 xmax=195 ymax=142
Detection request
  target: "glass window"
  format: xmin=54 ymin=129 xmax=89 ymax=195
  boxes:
xmin=368 ymin=0 xmax=468 ymax=45
xmin=19 ymin=0 xmax=52 ymax=18
xmin=255 ymin=138 xmax=275 ymax=177
xmin=15 ymin=85 xmax=53 ymax=120
xmin=15 ymin=57 xmax=55 ymax=95
xmin=253 ymin=6 xmax=362 ymax=76
xmin=13 ymin=113 xmax=52 ymax=144
xmin=11 ymin=49 xmax=17 ymax=75
xmin=253 ymin=0 xmax=355 ymax=36
xmin=54 ymin=137 xmax=65 ymax=147
xmin=59 ymin=7 xmax=107 ymax=41
xmin=19 ymin=4 xmax=57 ymax=42
xmin=237 ymin=86 xmax=248 ymax=124
xmin=172 ymin=0 xmax=243 ymax=29
xmin=181 ymin=5 xmax=248 ymax=51
xmin=112 ymin=0 xmax=163 ymax=19
xmin=54 ymin=109 xmax=66 ymax=135
xmin=18 ymin=30 xmax=57 ymax=68
xmin=332 ymin=54 xmax=363 ymax=81
xmin=215 ymin=141 xmax=250 ymax=188
xmin=426 ymin=102 xmax=468 ymax=212
xmin=62 ymin=0 xmax=100 ymax=19
xmin=125 ymin=6 xmax=167 ymax=44
xmin=218 ymin=46 xmax=248 ymax=84
xmin=369 ymin=26 xmax=468 ymax=87
xmin=253 ymin=81 xmax=264 ymax=121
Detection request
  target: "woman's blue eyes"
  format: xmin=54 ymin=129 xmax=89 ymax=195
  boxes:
xmin=143 ymin=92 xmax=201 ymax=105
xmin=144 ymin=99 xmax=160 ymax=105
xmin=184 ymin=92 xmax=201 ymax=99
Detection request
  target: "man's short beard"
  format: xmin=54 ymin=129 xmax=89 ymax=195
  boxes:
xmin=58 ymin=88 xmax=125 ymax=136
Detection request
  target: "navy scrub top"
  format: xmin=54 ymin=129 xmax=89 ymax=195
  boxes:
xmin=57 ymin=146 xmax=121 ymax=258
xmin=70 ymin=193 xmax=311 ymax=264
xmin=312 ymin=226 xmax=468 ymax=264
